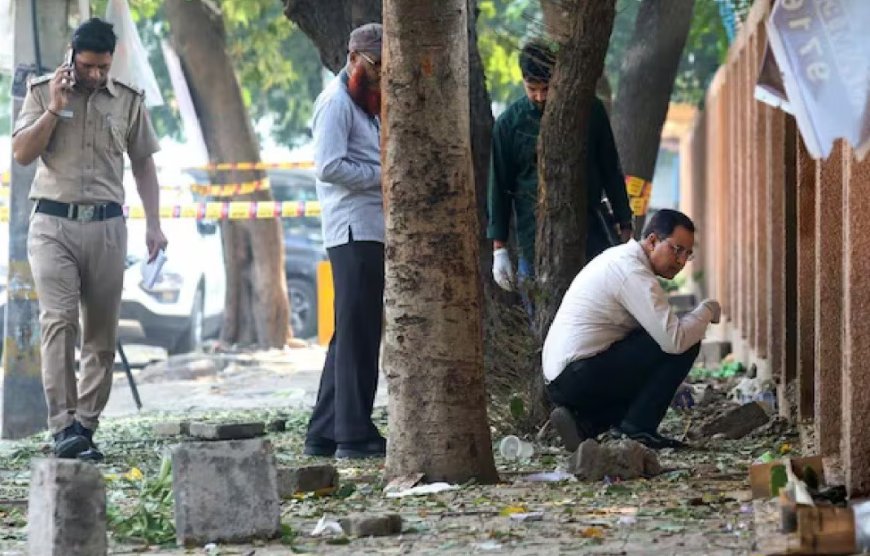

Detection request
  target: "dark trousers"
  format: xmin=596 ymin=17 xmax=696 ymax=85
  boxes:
xmin=547 ymin=329 xmax=700 ymax=435
xmin=306 ymin=238 xmax=384 ymax=445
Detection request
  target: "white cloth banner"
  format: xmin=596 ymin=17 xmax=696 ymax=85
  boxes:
xmin=105 ymin=0 xmax=163 ymax=107
xmin=766 ymin=0 xmax=870 ymax=159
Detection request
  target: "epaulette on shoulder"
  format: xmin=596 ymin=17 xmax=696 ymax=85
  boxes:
xmin=28 ymin=74 xmax=53 ymax=89
xmin=112 ymin=78 xmax=145 ymax=97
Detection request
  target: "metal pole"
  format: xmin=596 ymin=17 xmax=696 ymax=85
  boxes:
xmin=2 ymin=0 xmax=70 ymax=439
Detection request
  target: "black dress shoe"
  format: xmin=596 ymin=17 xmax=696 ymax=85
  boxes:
xmin=53 ymin=425 xmax=89 ymax=459
xmin=612 ymin=426 xmax=687 ymax=450
xmin=74 ymin=422 xmax=104 ymax=462
xmin=303 ymin=439 xmax=337 ymax=457
xmin=335 ymin=437 xmax=386 ymax=459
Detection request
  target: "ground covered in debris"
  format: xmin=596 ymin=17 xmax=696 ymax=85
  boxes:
xmin=0 ymin=362 xmax=794 ymax=554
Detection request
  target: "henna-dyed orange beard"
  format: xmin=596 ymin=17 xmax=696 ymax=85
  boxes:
xmin=348 ymin=64 xmax=381 ymax=117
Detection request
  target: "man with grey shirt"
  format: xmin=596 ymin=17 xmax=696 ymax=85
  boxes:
xmin=304 ymin=23 xmax=386 ymax=459
xmin=542 ymin=209 xmax=720 ymax=451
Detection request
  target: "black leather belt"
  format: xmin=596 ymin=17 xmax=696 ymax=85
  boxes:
xmin=35 ymin=199 xmax=123 ymax=221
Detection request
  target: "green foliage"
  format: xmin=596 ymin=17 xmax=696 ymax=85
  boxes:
xmin=477 ymin=0 xmax=540 ymax=106
xmin=107 ymin=456 xmax=175 ymax=546
xmin=92 ymin=0 xmax=320 ymax=146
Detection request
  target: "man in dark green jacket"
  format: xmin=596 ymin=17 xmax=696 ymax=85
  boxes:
xmin=488 ymin=41 xmax=634 ymax=292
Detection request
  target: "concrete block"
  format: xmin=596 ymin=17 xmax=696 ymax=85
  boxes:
xmin=699 ymin=402 xmax=770 ymax=439
xmin=668 ymin=293 xmax=697 ymax=314
xmin=339 ymin=513 xmax=402 ymax=537
xmin=277 ymin=465 xmax=339 ymax=498
xmin=266 ymin=419 xmax=286 ymax=432
xmin=27 ymin=459 xmax=106 ymax=556
xmin=188 ymin=422 xmax=265 ymax=440
xmin=566 ymin=439 xmax=661 ymax=481
xmin=172 ymin=438 xmax=280 ymax=546
xmin=153 ymin=421 xmax=190 ymax=437
xmin=699 ymin=340 xmax=732 ymax=367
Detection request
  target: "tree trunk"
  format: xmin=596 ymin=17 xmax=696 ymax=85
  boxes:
xmin=166 ymin=0 xmax=291 ymax=348
xmin=282 ymin=0 xmax=382 ymax=73
xmin=382 ymin=0 xmax=498 ymax=484
xmin=535 ymin=0 xmax=617 ymax=340
xmin=612 ymin=0 xmax=695 ymax=234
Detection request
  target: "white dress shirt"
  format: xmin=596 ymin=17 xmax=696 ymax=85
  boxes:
xmin=542 ymin=240 xmax=714 ymax=381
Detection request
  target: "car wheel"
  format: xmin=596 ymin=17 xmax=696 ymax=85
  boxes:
xmin=171 ymin=287 xmax=204 ymax=355
xmin=287 ymin=277 xmax=317 ymax=339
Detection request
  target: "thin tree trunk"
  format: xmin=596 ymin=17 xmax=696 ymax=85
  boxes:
xmin=535 ymin=0 xmax=617 ymax=340
xmin=612 ymin=0 xmax=695 ymax=234
xmin=382 ymin=0 xmax=498 ymax=484
xmin=166 ymin=0 xmax=290 ymax=347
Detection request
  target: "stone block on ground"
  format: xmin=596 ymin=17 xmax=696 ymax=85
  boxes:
xmin=188 ymin=422 xmax=265 ymax=440
xmin=277 ymin=465 xmax=339 ymax=498
xmin=172 ymin=438 xmax=280 ymax=546
xmin=566 ymin=439 xmax=661 ymax=481
xmin=153 ymin=421 xmax=190 ymax=437
xmin=339 ymin=513 xmax=403 ymax=537
xmin=699 ymin=402 xmax=770 ymax=439
xmin=668 ymin=293 xmax=697 ymax=315
xmin=699 ymin=340 xmax=732 ymax=367
xmin=27 ymin=459 xmax=107 ymax=556
xmin=267 ymin=419 xmax=286 ymax=432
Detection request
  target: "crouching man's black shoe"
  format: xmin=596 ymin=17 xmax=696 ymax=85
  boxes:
xmin=303 ymin=437 xmax=337 ymax=457
xmin=612 ymin=425 xmax=687 ymax=450
xmin=53 ymin=425 xmax=90 ymax=459
xmin=335 ymin=437 xmax=386 ymax=460
xmin=74 ymin=421 xmax=104 ymax=462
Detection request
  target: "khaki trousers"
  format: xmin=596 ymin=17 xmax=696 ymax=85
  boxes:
xmin=27 ymin=212 xmax=127 ymax=434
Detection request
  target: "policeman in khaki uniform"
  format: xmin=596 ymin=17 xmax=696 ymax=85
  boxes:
xmin=11 ymin=18 xmax=167 ymax=460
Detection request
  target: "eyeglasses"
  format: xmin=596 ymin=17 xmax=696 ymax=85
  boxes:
xmin=357 ymin=51 xmax=381 ymax=71
xmin=662 ymin=238 xmax=695 ymax=262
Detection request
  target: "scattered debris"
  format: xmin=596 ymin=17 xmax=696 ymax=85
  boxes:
xmin=384 ymin=482 xmax=458 ymax=498
xmin=277 ymin=465 xmax=339 ymax=498
xmin=566 ymin=439 xmax=662 ymax=481
xmin=697 ymin=402 xmax=770 ymax=440
xmin=152 ymin=420 xmax=190 ymax=437
xmin=338 ymin=513 xmax=402 ymax=537
xmin=187 ymin=422 xmax=266 ymax=440
xmin=509 ymin=511 xmax=544 ymax=522
xmin=383 ymin=473 xmax=425 ymax=494
xmin=516 ymin=470 xmax=576 ymax=483
xmin=499 ymin=435 xmax=534 ymax=461
xmin=310 ymin=516 xmax=344 ymax=537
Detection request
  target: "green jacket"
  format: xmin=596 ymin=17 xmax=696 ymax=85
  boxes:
xmin=486 ymin=95 xmax=632 ymax=263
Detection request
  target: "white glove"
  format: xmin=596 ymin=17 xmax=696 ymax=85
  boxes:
xmin=492 ymin=248 xmax=515 ymax=291
xmin=701 ymin=299 xmax=721 ymax=324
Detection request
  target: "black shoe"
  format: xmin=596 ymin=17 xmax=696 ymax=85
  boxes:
xmin=303 ymin=438 xmax=337 ymax=457
xmin=550 ymin=406 xmax=593 ymax=452
xmin=73 ymin=422 xmax=104 ymax=462
xmin=335 ymin=437 xmax=386 ymax=459
xmin=52 ymin=425 xmax=90 ymax=459
xmin=612 ymin=426 xmax=687 ymax=450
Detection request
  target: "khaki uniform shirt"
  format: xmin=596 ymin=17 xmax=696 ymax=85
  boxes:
xmin=12 ymin=75 xmax=160 ymax=205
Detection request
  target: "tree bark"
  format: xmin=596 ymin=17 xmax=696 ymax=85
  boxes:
xmin=382 ymin=0 xmax=498 ymax=484
xmin=166 ymin=0 xmax=290 ymax=348
xmin=535 ymin=0 xmax=617 ymax=340
xmin=612 ymin=0 xmax=695 ymax=234
xmin=282 ymin=0 xmax=382 ymax=73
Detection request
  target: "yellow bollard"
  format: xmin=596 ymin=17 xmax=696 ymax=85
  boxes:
xmin=316 ymin=260 xmax=335 ymax=346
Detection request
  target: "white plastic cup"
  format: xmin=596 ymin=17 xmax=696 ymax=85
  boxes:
xmin=499 ymin=435 xmax=534 ymax=461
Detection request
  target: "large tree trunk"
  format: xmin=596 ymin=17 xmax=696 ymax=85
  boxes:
xmin=166 ymin=0 xmax=290 ymax=348
xmin=612 ymin=0 xmax=695 ymax=234
xmin=382 ymin=0 xmax=498 ymax=484
xmin=282 ymin=0 xmax=382 ymax=73
xmin=535 ymin=0 xmax=617 ymax=340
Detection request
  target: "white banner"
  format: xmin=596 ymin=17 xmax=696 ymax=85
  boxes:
xmin=766 ymin=0 xmax=870 ymax=159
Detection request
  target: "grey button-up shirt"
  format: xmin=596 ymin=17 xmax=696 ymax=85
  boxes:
xmin=313 ymin=71 xmax=384 ymax=248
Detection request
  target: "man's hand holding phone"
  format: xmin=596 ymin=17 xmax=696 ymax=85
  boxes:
xmin=49 ymin=50 xmax=74 ymax=117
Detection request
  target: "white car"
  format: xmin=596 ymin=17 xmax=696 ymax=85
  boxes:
xmin=119 ymin=168 xmax=225 ymax=354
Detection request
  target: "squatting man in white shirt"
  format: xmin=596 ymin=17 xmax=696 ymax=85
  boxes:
xmin=542 ymin=209 xmax=721 ymax=451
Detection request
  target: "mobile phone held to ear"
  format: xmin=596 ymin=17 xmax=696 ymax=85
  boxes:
xmin=59 ymin=48 xmax=75 ymax=118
